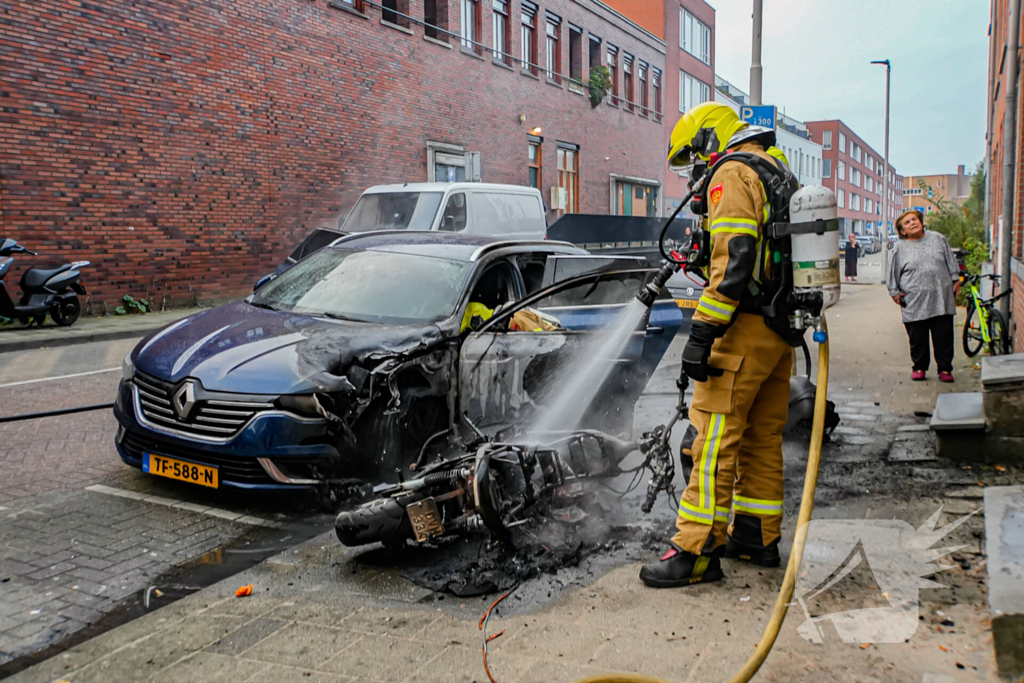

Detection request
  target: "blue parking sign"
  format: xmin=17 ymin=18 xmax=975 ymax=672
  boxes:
xmin=740 ymin=105 xmax=776 ymax=129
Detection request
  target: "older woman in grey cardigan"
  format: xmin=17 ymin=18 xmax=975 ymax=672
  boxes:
xmin=888 ymin=209 xmax=961 ymax=382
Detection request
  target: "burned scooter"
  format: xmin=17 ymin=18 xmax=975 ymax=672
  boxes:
xmin=335 ymin=387 xmax=688 ymax=548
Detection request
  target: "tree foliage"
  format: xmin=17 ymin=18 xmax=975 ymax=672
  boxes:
xmin=919 ymin=161 xmax=985 ymax=251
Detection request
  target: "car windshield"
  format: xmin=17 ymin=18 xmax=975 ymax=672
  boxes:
xmin=251 ymin=248 xmax=471 ymax=325
xmin=341 ymin=192 xmax=444 ymax=232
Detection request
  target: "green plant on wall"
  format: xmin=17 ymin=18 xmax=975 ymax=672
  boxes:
xmin=115 ymin=295 xmax=149 ymax=315
xmin=586 ymin=65 xmax=612 ymax=108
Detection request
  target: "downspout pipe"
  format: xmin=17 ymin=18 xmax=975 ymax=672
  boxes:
xmin=1000 ymin=0 xmax=1021 ymax=322
xmin=984 ymin=4 xmax=998 ymax=245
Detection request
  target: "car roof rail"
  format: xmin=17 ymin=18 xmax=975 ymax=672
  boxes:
xmin=469 ymin=239 xmax=578 ymax=262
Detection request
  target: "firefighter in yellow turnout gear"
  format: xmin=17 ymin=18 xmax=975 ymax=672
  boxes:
xmin=640 ymin=102 xmax=795 ymax=588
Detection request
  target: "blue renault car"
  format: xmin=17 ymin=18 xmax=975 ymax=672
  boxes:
xmin=113 ymin=233 xmax=685 ymax=493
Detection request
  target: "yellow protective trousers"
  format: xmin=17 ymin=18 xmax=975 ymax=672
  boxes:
xmin=671 ymin=313 xmax=794 ymax=554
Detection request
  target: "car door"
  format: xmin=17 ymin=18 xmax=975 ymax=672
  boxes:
xmin=458 ymin=267 xmax=683 ymax=441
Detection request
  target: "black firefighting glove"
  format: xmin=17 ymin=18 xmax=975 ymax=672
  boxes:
xmin=681 ymin=321 xmax=723 ymax=383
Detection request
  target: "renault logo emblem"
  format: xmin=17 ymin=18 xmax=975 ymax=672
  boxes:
xmin=173 ymin=381 xmax=197 ymax=419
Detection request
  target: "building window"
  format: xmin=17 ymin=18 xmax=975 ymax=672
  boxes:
xmin=680 ymin=8 xmax=711 ymax=64
xmin=338 ymin=0 xmax=365 ymax=11
xmin=838 ymin=132 xmax=847 ymax=154
xmin=851 ymin=193 xmax=860 ymax=211
xmin=461 ymin=0 xmax=478 ymax=50
xmin=606 ymin=46 xmax=619 ymax=104
xmin=864 ymin=153 xmax=872 ymax=169
xmin=568 ymin=24 xmax=583 ymax=92
xmin=424 ymin=0 xmax=448 ymax=40
xmin=652 ymin=68 xmax=662 ymax=120
xmin=638 ymin=61 xmax=648 ymax=115
xmin=679 ymin=70 xmax=710 ymax=113
xmin=865 ymin=176 xmax=873 ymax=192
xmin=822 ymin=130 xmax=832 ymax=149
xmin=528 ymin=137 xmax=542 ymax=189
xmin=492 ymin=0 xmax=509 ymax=62
xmin=623 ymin=55 xmax=634 ymax=111
xmin=382 ymin=0 xmax=410 ymax=26
xmin=837 ymin=161 xmax=845 ymax=181
xmin=557 ymin=143 xmax=579 ymax=213
xmin=851 ymin=168 xmax=861 ymax=186
xmin=838 ymin=188 xmax=845 ymax=208
xmin=521 ymin=2 xmax=537 ymax=73
xmin=852 ymin=143 xmax=862 ymax=163
xmin=545 ymin=14 xmax=561 ymax=81
xmin=865 ymin=198 xmax=873 ymax=214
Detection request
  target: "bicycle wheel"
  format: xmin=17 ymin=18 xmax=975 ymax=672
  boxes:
xmin=962 ymin=304 xmax=984 ymax=357
xmin=987 ymin=308 xmax=1010 ymax=356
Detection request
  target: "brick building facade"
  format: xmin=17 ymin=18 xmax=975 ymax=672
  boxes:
xmin=985 ymin=0 xmax=1024 ymax=350
xmin=605 ymin=0 xmax=715 ymax=210
xmin=806 ymin=120 xmax=902 ymax=239
xmin=0 ymin=0 xmax=667 ymax=310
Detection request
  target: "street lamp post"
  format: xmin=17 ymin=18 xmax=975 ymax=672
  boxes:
xmin=750 ymin=0 xmax=762 ymax=105
xmin=871 ymin=59 xmax=891 ymax=285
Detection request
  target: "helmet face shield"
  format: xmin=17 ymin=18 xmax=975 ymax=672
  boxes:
xmin=668 ymin=145 xmax=694 ymax=173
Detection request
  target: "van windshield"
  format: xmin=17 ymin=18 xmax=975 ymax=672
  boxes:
xmin=341 ymin=192 xmax=444 ymax=232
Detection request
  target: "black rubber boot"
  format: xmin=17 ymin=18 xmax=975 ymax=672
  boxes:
xmin=639 ymin=544 xmax=724 ymax=588
xmin=724 ymin=514 xmax=781 ymax=568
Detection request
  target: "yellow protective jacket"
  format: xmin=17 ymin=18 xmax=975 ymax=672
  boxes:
xmin=694 ymin=141 xmax=777 ymax=329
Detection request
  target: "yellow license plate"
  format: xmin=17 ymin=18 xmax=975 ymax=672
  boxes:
xmin=675 ymin=299 xmax=699 ymax=309
xmin=143 ymin=453 xmax=219 ymax=488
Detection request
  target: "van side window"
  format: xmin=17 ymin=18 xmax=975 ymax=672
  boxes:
xmin=439 ymin=193 xmax=468 ymax=231
xmin=469 ymin=192 xmax=543 ymax=236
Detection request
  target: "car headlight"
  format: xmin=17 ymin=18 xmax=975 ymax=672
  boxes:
xmin=122 ymin=352 xmax=136 ymax=381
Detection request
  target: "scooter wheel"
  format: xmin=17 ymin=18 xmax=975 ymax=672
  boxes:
xmin=51 ymin=297 xmax=81 ymax=327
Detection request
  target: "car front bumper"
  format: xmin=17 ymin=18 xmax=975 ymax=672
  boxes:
xmin=113 ymin=380 xmax=339 ymax=492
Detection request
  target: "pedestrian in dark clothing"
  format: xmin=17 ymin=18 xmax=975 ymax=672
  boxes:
xmin=844 ymin=233 xmax=859 ymax=281
xmin=888 ymin=209 xmax=961 ymax=382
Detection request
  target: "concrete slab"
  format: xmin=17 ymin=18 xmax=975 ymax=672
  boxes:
xmin=887 ymin=432 xmax=938 ymax=463
xmin=929 ymin=393 xmax=985 ymax=431
xmin=984 ymin=485 xmax=1024 ymax=679
xmin=981 ymin=353 xmax=1024 ymax=387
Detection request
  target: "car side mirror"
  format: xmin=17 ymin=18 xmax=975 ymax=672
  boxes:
xmin=254 ymin=273 xmax=277 ymax=292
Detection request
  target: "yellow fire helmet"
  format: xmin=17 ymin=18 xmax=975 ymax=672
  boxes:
xmin=667 ymin=102 xmax=748 ymax=172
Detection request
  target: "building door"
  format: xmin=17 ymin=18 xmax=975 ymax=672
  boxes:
xmin=615 ymin=181 xmax=657 ymax=217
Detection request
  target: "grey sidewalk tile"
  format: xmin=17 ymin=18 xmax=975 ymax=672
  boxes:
xmin=339 ymin=607 xmax=441 ymax=637
xmin=244 ymin=664 xmax=356 ymax=683
xmin=152 ymin=651 xmax=268 ymax=683
xmin=206 ymin=616 xmax=290 ymax=656
xmin=320 ymin=635 xmax=442 ymax=680
xmin=400 ymin=644 xmax=535 ymax=683
xmin=238 ymin=623 xmax=358 ymax=669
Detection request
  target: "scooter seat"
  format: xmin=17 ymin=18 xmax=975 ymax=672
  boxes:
xmin=21 ymin=264 xmax=72 ymax=290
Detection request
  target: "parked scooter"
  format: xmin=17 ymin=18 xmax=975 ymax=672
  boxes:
xmin=0 ymin=239 xmax=89 ymax=327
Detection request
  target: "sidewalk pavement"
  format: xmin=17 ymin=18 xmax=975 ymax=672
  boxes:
xmin=0 ymin=311 xmax=198 ymax=354
xmin=7 ymin=282 xmax=1013 ymax=683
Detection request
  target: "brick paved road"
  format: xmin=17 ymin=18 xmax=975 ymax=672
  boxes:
xmin=0 ymin=341 xmax=328 ymax=669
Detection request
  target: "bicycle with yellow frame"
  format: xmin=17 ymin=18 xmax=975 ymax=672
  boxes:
xmin=962 ymin=272 xmax=1012 ymax=357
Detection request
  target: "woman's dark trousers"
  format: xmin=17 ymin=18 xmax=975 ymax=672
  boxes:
xmin=904 ymin=315 xmax=954 ymax=373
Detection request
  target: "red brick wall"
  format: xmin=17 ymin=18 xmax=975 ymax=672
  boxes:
xmin=0 ymin=0 xmax=666 ymax=310
xmin=1013 ymin=272 xmax=1024 ymax=352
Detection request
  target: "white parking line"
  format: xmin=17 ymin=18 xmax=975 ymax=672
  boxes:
xmin=0 ymin=367 xmax=119 ymax=389
xmin=85 ymin=484 xmax=282 ymax=528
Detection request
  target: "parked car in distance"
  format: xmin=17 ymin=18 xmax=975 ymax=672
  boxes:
xmin=341 ymin=183 xmax=547 ymax=241
xmin=115 ymin=233 xmax=683 ymax=495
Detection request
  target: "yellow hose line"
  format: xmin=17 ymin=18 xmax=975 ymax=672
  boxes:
xmin=575 ymin=318 xmax=830 ymax=683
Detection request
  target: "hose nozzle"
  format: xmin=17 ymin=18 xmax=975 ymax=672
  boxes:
xmin=636 ymin=260 xmax=681 ymax=308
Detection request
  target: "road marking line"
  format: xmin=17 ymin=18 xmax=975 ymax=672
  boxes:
xmin=85 ymin=484 xmax=281 ymax=528
xmin=0 ymin=367 xmax=119 ymax=389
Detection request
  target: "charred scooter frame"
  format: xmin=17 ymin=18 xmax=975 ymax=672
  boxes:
xmin=335 ymin=182 xmax=710 ymax=549
xmin=0 ymin=239 xmax=90 ymax=327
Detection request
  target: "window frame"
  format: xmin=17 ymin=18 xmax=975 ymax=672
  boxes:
xmin=822 ymin=130 xmax=832 ymax=150
xmin=838 ymin=131 xmax=847 ymax=154
xmin=528 ymin=135 xmax=543 ymax=190
xmin=520 ymin=2 xmax=538 ymax=73
xmin=461 ymin=0 xmax=481 ymax=53
xmin=622 ymin=54 xmax=634 ymax=112
xmin=837 ymin=161 xmax=846 ymax=181
xmin=652 ymin=68 xmax=662 ymax=120
xmin=679 ymin=69 xmax=710 ymax=113
xmin=492 ymin=0 xmax=510 ymax=63
xmin=679 ymin=8 xmax=711 ymax=65
xmin=638 ymin=61 xmax=648 ymax=115
xmin=545 ymin=13 xmax=562 ymax=82
xmin=557 ymin=142 xmax=580 ymax=214
xmin=568 ymin=23 xmax=584 ymax=92
xmin=606 ymin=45 xmax=619 ymax=104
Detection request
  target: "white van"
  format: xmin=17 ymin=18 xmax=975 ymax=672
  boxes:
xmin=340 ymin=183 xmax=547 ymax=240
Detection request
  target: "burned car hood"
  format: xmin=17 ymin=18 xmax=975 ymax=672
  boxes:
xmin=132 ymin=302 xmax=445 ymax=395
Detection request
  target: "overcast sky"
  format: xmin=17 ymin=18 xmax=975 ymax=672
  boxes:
xmin=709 ymin=0 xmax=989 ymax=177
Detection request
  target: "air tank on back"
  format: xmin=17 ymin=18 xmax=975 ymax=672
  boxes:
xmin=788 ymin=185 xmax=841 ymax=310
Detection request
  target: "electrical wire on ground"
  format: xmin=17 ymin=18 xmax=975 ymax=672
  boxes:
xmin=479 ymin=586 xmax=518 ymax=683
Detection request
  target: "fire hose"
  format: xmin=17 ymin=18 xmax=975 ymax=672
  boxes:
xmin=574 ymin=319 xmax=830 ymax=683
